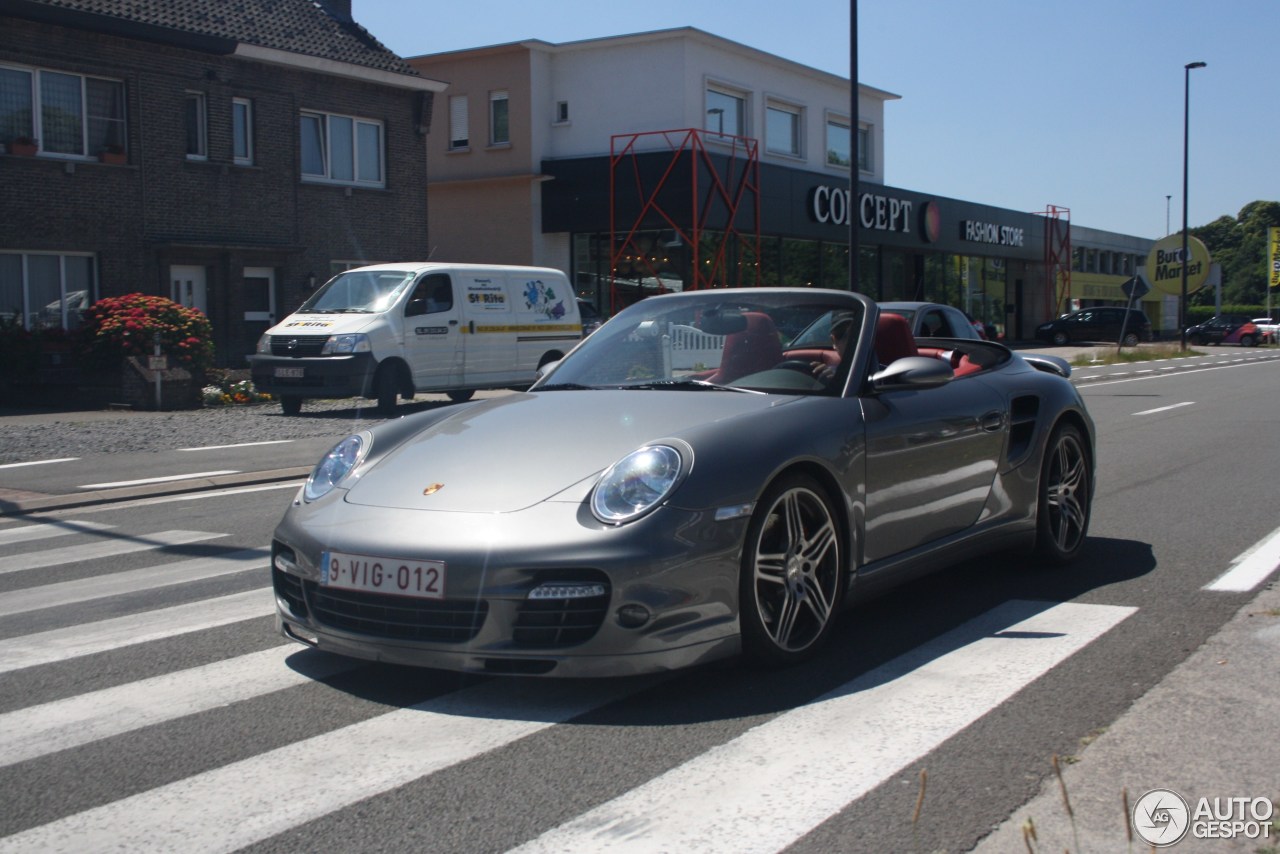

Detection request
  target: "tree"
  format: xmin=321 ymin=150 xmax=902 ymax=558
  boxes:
xmin=1189 ymin=201 xmax=1280 ymax=305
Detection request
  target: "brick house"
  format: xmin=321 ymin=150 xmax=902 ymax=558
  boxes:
xmin=0 ymin=0 xmax=444 ymax=366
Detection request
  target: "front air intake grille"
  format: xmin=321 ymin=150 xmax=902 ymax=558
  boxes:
xmin=513 ymin=592 xmax=610 ymax=648
xmin=269 ymin=335 xmax=330 ymax=357
xmin=303 ymin=581 xmax=488 ymax=643
xmin=273 ymin=566 xmax=307 ymax=617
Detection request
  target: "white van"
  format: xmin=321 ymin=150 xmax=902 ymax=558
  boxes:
xmin=248 ymin=263 xmax=582 ymax=415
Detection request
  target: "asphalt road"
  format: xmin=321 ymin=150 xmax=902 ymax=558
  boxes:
xmin=0 ymin=347 xmax=1278 ymax=851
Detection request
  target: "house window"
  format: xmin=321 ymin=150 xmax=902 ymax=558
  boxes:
xmin=184 ymin=91 xmax=207 ymax=159
xmin=299 ymin=110 xmax=384 ymax=187
xmin=857 ymin=125 xmax=871 ymax=172
xmin=0 ymin=251 xmax=95 ymax=330
xmin=555 ymin=101 xmax=569 ymax=123
xmin=448 ymin=95 xmax=468 ymax=150
xmin=0 ymin=64 xmax=124 ymax=157
xmin=232 ymin=97 xmax=253 ymax=165
xmin=489 ymin=90 xmax=509 ymax=145
xmin=765 ymin=103 xmax=801 ymax=157
xmin=705 ymin=87 xmax=745 ymax=138
xmin=825 ymin=117 xmax=851 ymax=168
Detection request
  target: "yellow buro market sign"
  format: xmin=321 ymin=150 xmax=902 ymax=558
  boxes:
xmin=1146 ymin=233 xmax=1212 ymax=296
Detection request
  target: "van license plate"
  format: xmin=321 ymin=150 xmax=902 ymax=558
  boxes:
xmin=274 ymin=367 xmax=304 ymax=378
xmin=321 ymin=550 xmax=446 ymax=599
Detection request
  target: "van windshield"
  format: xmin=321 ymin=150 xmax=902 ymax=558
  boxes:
xmin=297 ymin=270 xmax=416 ymax=314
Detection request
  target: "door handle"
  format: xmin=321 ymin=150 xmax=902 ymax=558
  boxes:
xmin=980 ymin=411 xmax=1005 ymax=432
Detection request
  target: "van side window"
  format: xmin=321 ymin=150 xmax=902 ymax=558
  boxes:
xmin=408 ymin=273 xmax=453 ymax=316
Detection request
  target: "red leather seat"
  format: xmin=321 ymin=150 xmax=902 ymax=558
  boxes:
xmin=706 ymin=312 xmax=784 ymax=384
xmin=874 ymin=312 xmax=918 ymax=366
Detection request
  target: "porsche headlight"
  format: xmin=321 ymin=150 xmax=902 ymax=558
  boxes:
xmin=591 ymin=445 xmax=684 ymax=524
xmin=321 ymin=333 xmax=372 ymax=355
xmin=304 ymin=432 xmax=370 ymax=502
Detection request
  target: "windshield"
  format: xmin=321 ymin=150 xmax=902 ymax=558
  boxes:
xmin=297 ymin=270 xmax=416 ymax=314
xmin=535 ymin=291 xmax=864 ymax=396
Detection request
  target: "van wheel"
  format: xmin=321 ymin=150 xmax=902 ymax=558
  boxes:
xmin=447 ymin=390 xmax=474 ymax=403
xmin=375 ymin=368 xmax=399 ymax=416
xmin=280 ymin=395 xmax=302 ymax=416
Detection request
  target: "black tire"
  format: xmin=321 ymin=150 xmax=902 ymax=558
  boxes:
xmin=1188 ymin=334 xmax=1203 ymax=346
xmin=1239 ymin=334 xmax=1256 ymax=348
xmin=375 ymin=366 xmax=399 ymax=416
xmin=280 ymin=395 xmax=302 ymax=416
xmin=1051 ymin=331 xmax=1069 ymax=346
xmin=740 ymin=472 xmax=844 ymax=666
xmin=1121 ymin=332 xmax=1140 ymax=347
xmin=447 ymin=389 xmax=475 ymax=403
xmin=1034 ymin=423 xmax=1092 ymax=564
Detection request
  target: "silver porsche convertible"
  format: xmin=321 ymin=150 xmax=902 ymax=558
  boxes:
xmin=271 ymin=288 xmax=1093 ymax=677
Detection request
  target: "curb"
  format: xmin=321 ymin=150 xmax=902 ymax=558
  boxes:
xmin=0 ymin=466 xmax=311 ymax=517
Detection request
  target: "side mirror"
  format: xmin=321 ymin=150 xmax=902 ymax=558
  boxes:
xmin=405 ymin=297 xmax=427 ymax=318
xmin=871 ymin=356 xmax=954 ymax=390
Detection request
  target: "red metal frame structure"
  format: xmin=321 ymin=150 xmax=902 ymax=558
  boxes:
xmin=1038 ymin=204 xmax=1071 ymax=316
xmin=609 ymin=128 xmax=761 ymax=311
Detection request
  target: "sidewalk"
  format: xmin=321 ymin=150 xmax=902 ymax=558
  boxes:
xmin=972 ymin=578 xmax=1280 ymax=852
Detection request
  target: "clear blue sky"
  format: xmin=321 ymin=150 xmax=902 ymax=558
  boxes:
xmin=353 ymin=0 xmax=1277 ymax=240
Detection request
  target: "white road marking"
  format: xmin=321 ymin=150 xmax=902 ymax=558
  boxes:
xmin=0 ymin=645 xmax=355 ymax=768
xmin=0 ymin=457 xmax=78 ymax=470
xmin=79 ymin=471 xmax=240 ymax=489
xmin=0 ymin=530 xmax=226 ymax=575
xmin=512 ymin=600 xmax=1136 ymax=854
xmin=0 ymin=520 xmax=114 ymax=546
xmin=1205 ymin=524 xmax=1280 ymax=592
xmin=177 ymin=440 xmax=294 ymax=451
xmin=0 ymin=679 xmax=649 ymax=854
xmin=1132 ymin=401 xmax=1194 ymax=416
xmin=0 ymin=588 xmax=273 ymax=674
xmin=0 ymin=548 xmax=268 ymax=617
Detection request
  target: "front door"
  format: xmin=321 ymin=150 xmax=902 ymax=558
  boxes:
xmin=861 ymin=378 xmax=1007 ymax=563
xmin=402 ymin=272 xmax=463 ymax=389
xmin=170 ymin=265 xmax=208 ymax=315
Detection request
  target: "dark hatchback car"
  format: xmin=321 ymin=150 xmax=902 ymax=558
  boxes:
xmin=1184 ymin=315 xmax=1256 ymax=346
xmin=1035 ymin=307 xmax=1152 ymax=346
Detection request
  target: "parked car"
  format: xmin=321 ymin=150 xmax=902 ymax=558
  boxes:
xmin=878 ymin=301 xmax=984 ymax=340
xmin=270 ymin=288 xmax=1095 ymax=677
xmin=577 ymin=298 xmax=604 ymax=336
xmin=1035 ymin=307 xmax=1152 ymax=346
xmin=1184 ymin=315 xmax=1261 ymax=347
xmin=1251 ymin=317 xmax=1280 ymax=344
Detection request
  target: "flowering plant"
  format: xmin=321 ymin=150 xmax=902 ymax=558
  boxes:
xmin=202 ymin=377 xmax=272 ymax=406
xmin=79 ymin=293 xmax=215 ymax=373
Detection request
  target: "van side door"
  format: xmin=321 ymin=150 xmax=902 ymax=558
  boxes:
xmin=459 ymin=272 xmax=519 ymax=385
xmin=402 ymin=272 xmax=463 ymax=389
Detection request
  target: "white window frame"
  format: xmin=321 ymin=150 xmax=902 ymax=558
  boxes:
xmin=448 ymin=95 xmax=468 ymax=150
xmin=705 ymin=83 xmax=748 ymax=139
xmin=232 ymin=97 xmax=253 ymax=165
xmin=857 ymin=124 xmax=872 ymax=173
xmin=0 ymin=63 xmax=125 ymax=159
xmin=825 ymin=113 xmax=851 ymax=170
xmin=299 ymin=109 xmax=384 ymax=188
xmin=489 ymin=89 xmax=509 ymax=146
xmin=185 ymin=90 xmax=207 ymax=160
xmin=0 ymin=251 xmax=96 ymax=330
xmin=765 ymin=99 xmax=803 ymax=158
xmin=554 ymin=100 xmax=569 ymax=125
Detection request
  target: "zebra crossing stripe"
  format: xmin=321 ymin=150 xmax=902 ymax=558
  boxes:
xmin=0 ymin=678 xmax=649 ymax=854
xmin=0 ymin=520 xmax=115 ymax=546
xmin=0 ymin=548 xmax=269 ymax=618
xmin=511 ymin=600 xmax=1136 ymax=854
xmin=0 ymin=530 xmax=226 ymax=575
xmin=0 ymin=645 xmax=354 ymax=768
xmin=0 ymin=588 xmax=274 ymax=674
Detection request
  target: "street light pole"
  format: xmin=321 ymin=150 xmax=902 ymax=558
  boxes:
xmin=1165 ymin=194 xmax=1171 ymax=235
xmin=1180 ymin=61 xmax=1206 ymax=350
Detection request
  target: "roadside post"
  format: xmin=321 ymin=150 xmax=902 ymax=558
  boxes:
xmin=148 ymin=332 xmax=168 ymax=410
xmin=1118 ymin=274 xmax=1150 ymax=354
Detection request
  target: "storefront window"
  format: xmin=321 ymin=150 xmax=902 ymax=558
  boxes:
xmin=821 ymin=242 xmax=849 ymax=290
xmin=781 ymin=239 xmax=820 ymax=287
xmin=880 ymin=251 xmax=909 ymax=302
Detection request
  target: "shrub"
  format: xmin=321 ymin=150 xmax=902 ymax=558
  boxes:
xmin=79 ymin=293 xmax=215 ymax=373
